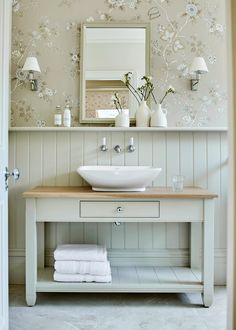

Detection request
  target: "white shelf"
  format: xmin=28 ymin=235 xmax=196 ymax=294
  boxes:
xmin=9 ymin=126 xmax=228 ymax=132
xmin=37 ymin=266 xmax=202 ymax=293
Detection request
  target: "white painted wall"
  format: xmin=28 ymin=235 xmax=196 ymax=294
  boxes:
xmin=8 ymin=131 xmax=228 ymax=285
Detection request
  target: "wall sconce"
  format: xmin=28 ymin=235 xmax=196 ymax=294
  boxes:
xmin=22 ymin=56 xmax=41 ymax=91
xmin=189 ymin=57 xmax=208 ymax=91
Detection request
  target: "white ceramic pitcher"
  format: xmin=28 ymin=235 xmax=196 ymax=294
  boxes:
xmin=150 ymin=104 xmax=167 ymax=127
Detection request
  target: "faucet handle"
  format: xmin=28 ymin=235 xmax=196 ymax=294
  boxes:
xmin=114 ymin=145 xmax=121 ymax=153
xmin=127 ymin=137 xmax=135 ymax=153
xmin=100 ymin=137 xmax=108 ymax=152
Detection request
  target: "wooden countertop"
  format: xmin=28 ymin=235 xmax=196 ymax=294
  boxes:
xmin=23 ymin=186 xmax=218 ymax=199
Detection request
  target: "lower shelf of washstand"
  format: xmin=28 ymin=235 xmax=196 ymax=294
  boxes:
xmin=36 ymin=266 xmax=203 ymax=293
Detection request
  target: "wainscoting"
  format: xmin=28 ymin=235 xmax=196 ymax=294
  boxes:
xmin=8 ymin=131 xmax=228 ymax=285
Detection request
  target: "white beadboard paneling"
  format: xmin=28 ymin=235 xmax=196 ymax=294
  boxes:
xmin=69 ymin=132 xmax=84 ymax=186
xmin=207 ymin=133 xmax=221 ymax=249
xmin=8 ymin=131 xmax=228 ymax=284
xmin=56 ymin=132 xmax=70 ymax=186
xmin=98 ymin=223 xmax=112 ymax=248
xmin=179 ymin=132 xmax=193 ymax=249
xmin=8 ymin=132 xmax=16 ymax=249
xmin=83 ymin=132 xmax=98 ymax=166
xmin=193 ymin=132 xmax=207 ymax=188
xmin=84 ymin=223 xmax=98 ymax=244
xmin=112 ymin=222 xmax=125 ymax=249
xmin=219 ymin=133 xmax=228 ymax=248
xmin=153 ymin=223 xmax=166 ymax=249
xmin=56 ymin=223 xmax=70 ymax=245
xmin=137 ymin=133 xmax=154 ymax=250
xmin=152 ymin=132 xmax=167 ymax=187
xmin=152 ymin=132 xmax=167 ymax=250
xmin=70 ymin=223 xmax=84 ymax=244
xmin=125 ymin=223 xmax=139 ymax=249
xmin=138 ymin=132 xmax=153 ymax=166
xmin=55 ymin=132 xmax=70 ymax=247
xmin=29 ymin=132 xmax=43 ymax=187
xmin=43 ymin=132 xmax=57 ymax=249
xmin=138 ymin=223 xmax=153 ymax=249
xmin=15 ymin=132 xmax=29 ymax=249
xmin=42 ymin=132 xmax=56 ymax=186
xmin=166 ymin=132 xmax=180 ymax=249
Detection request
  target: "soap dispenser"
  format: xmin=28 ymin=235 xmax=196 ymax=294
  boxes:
xmin=63 ymin=104 xmax=71 ymax=127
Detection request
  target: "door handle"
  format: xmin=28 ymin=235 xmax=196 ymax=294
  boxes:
xmin=4 ymin=167 xmax=20 ymax=190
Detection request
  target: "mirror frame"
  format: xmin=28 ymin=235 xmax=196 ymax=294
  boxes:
xmin=80 ymin=22 xmax=151 ymax=124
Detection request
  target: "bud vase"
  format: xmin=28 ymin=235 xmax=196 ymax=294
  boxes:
xmin=150 ymin=104 xmax=168 ymax=127
xmin=136 ymin=100 xmax=150 ymax=127
xmin=115 ymin=111 xmax=130 ymax=127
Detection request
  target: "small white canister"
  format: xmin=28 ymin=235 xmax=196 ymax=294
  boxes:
xmin=115 ymin=111 xmax=130 ymax=127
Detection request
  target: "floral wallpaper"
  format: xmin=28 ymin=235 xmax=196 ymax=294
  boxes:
xmin=11 ymin=0 xmax=228 ymax=127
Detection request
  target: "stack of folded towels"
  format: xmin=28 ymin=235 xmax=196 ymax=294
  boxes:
xmin=53 ymin=244 xmax=112 ymax=283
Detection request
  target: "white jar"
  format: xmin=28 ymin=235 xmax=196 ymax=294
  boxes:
xmin=115 ymin=111 xmax=130 ymax=127
xmin=63 ymin=105 xmax=71 ymax=127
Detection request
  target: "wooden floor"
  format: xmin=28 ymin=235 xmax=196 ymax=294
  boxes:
xmin=37 ymin=266 xmax=202 ymax=293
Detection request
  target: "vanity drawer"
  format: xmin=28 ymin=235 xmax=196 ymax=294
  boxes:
xmin=80 ymin=201 xmax=160 ymax=218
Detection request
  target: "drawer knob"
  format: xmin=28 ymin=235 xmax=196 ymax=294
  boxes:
xmin=116 ymin=206 xmax=124 ymax=213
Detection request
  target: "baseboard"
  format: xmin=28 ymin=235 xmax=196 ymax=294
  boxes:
xmin=9 ymin=248 xmax=227 ymax=285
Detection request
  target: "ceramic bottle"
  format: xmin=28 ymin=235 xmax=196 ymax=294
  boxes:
xmin=136 ymin=100 xmax=150 ymax=127
xmin=150 ymin=104 xmax=167 ymax=127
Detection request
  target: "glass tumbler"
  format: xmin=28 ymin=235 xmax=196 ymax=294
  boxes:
xmin=172 ymin=175 xmax=184 ymax=192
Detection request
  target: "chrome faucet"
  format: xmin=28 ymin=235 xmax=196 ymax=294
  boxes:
xmin=100 ymin=137 xmax=108 ymax=152
xmin=114 ymin=145 xmax=121 ymax=153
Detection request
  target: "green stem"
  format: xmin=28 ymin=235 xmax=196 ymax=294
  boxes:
xmin=160 ymin=91 xmax=168 ymax=105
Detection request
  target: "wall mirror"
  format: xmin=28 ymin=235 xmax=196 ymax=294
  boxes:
xmin=80 ymin=23 xmax=150 ymax=124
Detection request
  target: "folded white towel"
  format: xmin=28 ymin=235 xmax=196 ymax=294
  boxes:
xmin=54 ymin=260 xmax=111 ymax=276
xmin=54 ymin=244 xmax=107 ymax=262
xmin=53 ymin=271 xmax=112 ymax=283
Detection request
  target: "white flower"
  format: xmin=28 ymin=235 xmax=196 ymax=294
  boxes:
xmin=216 ymin=24 xmax=223 ymax=32
xmin=183 ymin=115 xmax=192 ymax=123
xmin=45 ymin=88 xmax=53 ymax=96
xmin=71 ymin=53 xmax=79 ymax=63
xmin=177 ymin=63 xmax=189 ymax=77
xmin=161 ymin=30 xmax=174 ymax=42
xmin=147 ymin=76 xmax=152 ymax=81
xmin=31 ymin=31 xmax=41 ymax=40
xmin=173 ymin=40 xmax=184 ymax=52
xmin=186 ymin=4 xmax=198 ymax=17
xmin=38 ymin=92 xmax=43 ymax=98
xmin=167 ymin=85 xmax=175 ymax=93
xmin=108 ymin=0 xmax=125 ymax=7
xmin=86 ymin=16 xmax=94 ymax=22
xmin=208 ymin=55 xmax=216 ymax=64
xmin=12 ymin=50 xmax=21 ymax=59
xmin=100 ymin=14 xmax=106 ymax=20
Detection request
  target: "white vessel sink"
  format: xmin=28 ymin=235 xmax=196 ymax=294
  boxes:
xmin=77 ymin=166 xmax=162 ymax=192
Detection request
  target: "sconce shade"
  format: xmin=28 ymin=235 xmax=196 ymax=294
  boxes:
xmin=22 ymin=57 xmax=41 ymax=72
xmin=190 ymin=57 xmax=208 ymax=75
